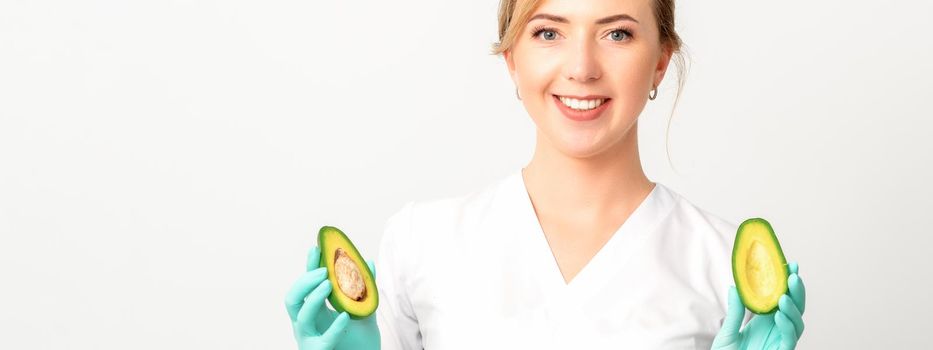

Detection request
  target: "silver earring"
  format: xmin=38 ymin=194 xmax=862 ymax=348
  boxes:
xmin=648 ymin=86 xmax=658 ymax=100
xmin=516 ymin=87 xmax=521 ymax=100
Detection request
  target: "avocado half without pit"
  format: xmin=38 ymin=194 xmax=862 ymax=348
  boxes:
xmin=732 ymin=218 xmax=789 ymax=314
xmin=318 ymin=226 xmax=378 ymax=319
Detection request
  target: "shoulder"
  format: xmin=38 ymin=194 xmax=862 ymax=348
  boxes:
xmin=656 ymin=183 xmax=738 ymax=249
xmin=381 ymin=171 xmax=514 ymax=243
xmin=654 ymin=183 xmax=744 ymax=323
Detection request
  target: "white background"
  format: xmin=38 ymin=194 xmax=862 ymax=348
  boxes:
xmin=2 ymin=0 xmax=931 ymax=348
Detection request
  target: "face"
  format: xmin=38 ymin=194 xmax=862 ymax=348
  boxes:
xmin=505 ymin=0 xmax=672 ymax=159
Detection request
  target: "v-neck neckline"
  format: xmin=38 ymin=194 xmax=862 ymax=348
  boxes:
xmin=512 ymin=168 xmax=672 ymax=297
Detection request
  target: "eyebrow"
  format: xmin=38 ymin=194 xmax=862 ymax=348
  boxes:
xmin=528 ymin=13 xmax=640 ymax=25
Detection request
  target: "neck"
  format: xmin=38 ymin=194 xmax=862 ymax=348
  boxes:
xmin=521 ymin=122 xmax=654 ymax=223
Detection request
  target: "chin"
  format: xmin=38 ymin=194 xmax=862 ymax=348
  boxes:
xmin=552 ymin=131 xmax=610 ymax=159
xmin=555 ymin=122 xmax=638 ymax=160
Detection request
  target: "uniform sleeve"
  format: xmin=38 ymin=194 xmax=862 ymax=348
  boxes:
xmin=376 ymin=201 xmax=423 ymax=350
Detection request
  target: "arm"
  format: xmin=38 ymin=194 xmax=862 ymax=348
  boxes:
xmin=376 ymin=201 xmax=424 ymax=350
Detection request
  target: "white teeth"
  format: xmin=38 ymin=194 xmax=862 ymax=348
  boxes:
xmin=558 ymin=96 xmax=606 ymax=111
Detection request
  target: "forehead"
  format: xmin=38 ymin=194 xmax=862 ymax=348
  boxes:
xmin=529 ymin=0 xmax=654 ymax=24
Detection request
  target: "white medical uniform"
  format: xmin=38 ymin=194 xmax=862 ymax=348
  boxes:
xmin=375 ymin=169 xmax=752 ymax=349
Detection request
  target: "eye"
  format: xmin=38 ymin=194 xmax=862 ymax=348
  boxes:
xmin=607 ymin=28 xmax=633 ymax=42
xmin=530 ymin=25 xmax=560 ymax=41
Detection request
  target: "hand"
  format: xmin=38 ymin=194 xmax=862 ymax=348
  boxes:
xmin=712 ymin=262 xmax=806 ymax=350
xmin=285 ymin=245 xmax=380 ymax=350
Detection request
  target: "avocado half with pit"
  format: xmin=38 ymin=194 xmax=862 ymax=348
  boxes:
xmin=318 ymin=226 xmax=378 ymax=319
xmin=732 ymin=218 xmax=789 ymax=314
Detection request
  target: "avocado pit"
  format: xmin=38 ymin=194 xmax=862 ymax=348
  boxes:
xmin=334 ymin=248 xmax=367 ymax=301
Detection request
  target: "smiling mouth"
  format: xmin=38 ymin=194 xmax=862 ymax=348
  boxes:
xmin=553 ymin=94 xmax=611 ymax=111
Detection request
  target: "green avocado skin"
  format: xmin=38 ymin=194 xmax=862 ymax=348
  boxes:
xmin=732 ymin=218 xmax=789 ymax=315
xmin=318 ymin=226 xmax=379 ymax=319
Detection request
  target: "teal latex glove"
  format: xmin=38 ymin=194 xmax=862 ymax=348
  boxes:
xmin=712 ymin=262 xmax=806 ymax=350
xmin=285 ymin=245 xmax=380 ymax=350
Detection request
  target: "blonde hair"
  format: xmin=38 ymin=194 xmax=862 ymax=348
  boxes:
xmin=490 ymin=0 xmax=690 ymax=170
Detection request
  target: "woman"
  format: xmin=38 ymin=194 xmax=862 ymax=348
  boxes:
xmin=285 ymin=0 xmax=807 ymax=348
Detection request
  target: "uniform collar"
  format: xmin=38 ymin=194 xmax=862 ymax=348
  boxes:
xmin=496 ymin=168 xmax=678 ymax=297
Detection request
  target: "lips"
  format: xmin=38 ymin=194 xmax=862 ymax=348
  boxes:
xmin=553 ymin=94 xmax=612 ymax=122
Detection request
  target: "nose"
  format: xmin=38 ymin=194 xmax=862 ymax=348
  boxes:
xmin=563 ymin=35 xmax=602 ymax=83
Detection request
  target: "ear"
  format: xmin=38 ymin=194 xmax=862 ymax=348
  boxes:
xmin=504 ymin=49 xmax=519 ymax=86
xmin=653 ymin=46 xmax=674 ymax=88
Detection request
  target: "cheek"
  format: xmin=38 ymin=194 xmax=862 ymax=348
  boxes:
xmin=610 ymin=55 xmax=656 ymax=90
xmin=514 ymin=52 xmax=560 ymax=91
xmin=601 ymin=59 xmax=655 ymax=120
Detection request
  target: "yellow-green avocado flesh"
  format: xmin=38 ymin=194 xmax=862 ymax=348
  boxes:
xmin=732 ymin=218 xmax=789 ymax=315
xmin=318 ymin=226 xmax=378 ymax=319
